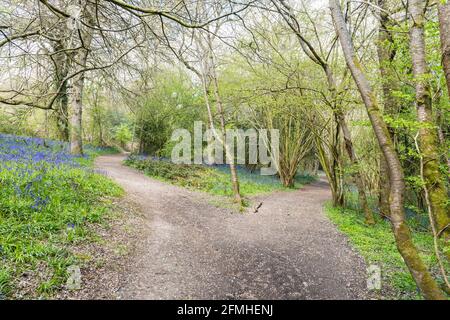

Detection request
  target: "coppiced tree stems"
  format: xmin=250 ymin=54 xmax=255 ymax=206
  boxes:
xmin=329 ymin=0 xmax=446 ymax=299
xmin=272 ymin=0 xmax=374 ymax=219
xmin=314 ymin=117 xmax=345 ymax=207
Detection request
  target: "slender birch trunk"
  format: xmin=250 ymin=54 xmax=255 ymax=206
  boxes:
xmin=410 ymin=0 xmax=450 ymax=240
xmin=207 ymin=46 xmax=243 ymax=206
xmin=329 ymin=0 xmax=445 ymax=299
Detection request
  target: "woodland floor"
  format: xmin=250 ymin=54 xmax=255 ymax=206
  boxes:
xmin=65 ymin=154 xmax=369 ymax=299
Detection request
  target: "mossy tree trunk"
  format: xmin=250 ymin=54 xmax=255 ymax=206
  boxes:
xmin=437 ymin=1 xmax=450 ymax=174
xmin=376 ymin=0 xmax=399 ymax=218
xmin=410 ymin=0 xmax=450 ymax=240
xmin=53 ymin=40 xmax=70 ymax=142
xmin=329 ymin=0 xmax=446 ymax=299
xmin=438 ymin=1 xmax=450 ymax=96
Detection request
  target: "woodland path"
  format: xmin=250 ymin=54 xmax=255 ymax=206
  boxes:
xmin=94 ymin=154 xmax=368 ymax=299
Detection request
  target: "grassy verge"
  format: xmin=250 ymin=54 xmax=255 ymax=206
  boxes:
xmin=0 ymin=134 xmax=122 ymax=298
xmin=325 ymin=204 xmax=449 ymax=299
xmin=124 ymin=155 xmax=316 ymax=197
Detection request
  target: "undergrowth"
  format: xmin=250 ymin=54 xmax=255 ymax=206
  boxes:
xmin=325 ymin=204 xmax=449 ymax=300
xmin=0 ymin=134 xmax=122 ymax=298
xmin=124 ymin=155 xmax=316 ymax=197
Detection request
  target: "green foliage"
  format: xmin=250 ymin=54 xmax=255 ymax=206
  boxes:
xmin=325 ymin=205 xmax=449 ymax=300
xmin=0 ymin=267 xmax=11 ymax=298
xmin=132 ymin=69 xmax=204 ymax=156
xmin=114 ymin=123 xmax=133 ymax=148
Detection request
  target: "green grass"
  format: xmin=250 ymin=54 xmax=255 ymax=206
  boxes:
xmin=325 ymin=204 xmax=449 ymax=299
xmin=124 ymin=156 xmax=316 ymax=197
xmin=0 ymin=175 xmax=121 ymax=298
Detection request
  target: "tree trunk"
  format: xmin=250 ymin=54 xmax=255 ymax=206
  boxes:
xmin=376 ymin=0 xmax=398 ymax=218
xmin=70 ymin=72 xmax=84 ymax=154
xmin=410 ymin=0 xmax=450 ymax=240
xmin=327 ymin=77 xmax=371 ymax=214
xmin=53 ymin=40 xmax=70 ymax=141
xmin=69 ymin=4 xmax=94 ymax=155
xmin=203 ymin=33 xmax=243 ymax=206
xmin=325 ymin=64 xmax=373 ymax=223
xmin=56 ymin=82 xmax=69 ymax=142
xmin=200 ymin=57 xmax=243 ymax=206
xmin=379 ymin=156 xmax=391 ymax=218
xmin=210 ymin=66 xmax=243 ymax=206
xmin=438 ymin=1 xmax=450 ymax=95
xmin=315 ymin=131 xmax=344 ymax=208
xmin=329 ymin=0 xmax=446 ymax=299
xmin=331 ymin=116 xmax=345 ymax=207
xmin=438 ymin=1 xmax=450 ymax=174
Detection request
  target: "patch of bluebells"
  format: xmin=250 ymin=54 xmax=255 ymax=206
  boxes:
xmin=0 ymin=134 xmax=89 ymax=211
xmin=0 ymin=133 xmax=86 ymax=166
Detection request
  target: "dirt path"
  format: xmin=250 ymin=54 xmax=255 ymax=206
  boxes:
xmin=94 ymin=154 xmax=368 ymax=299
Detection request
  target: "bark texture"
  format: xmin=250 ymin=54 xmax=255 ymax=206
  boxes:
xmin=376 ymin=0 xmax=398 ymax=218
xmin=53 ymin=39 xmax=70 ymax=141
xmin=329 ymin=0 xmax=446 ymax=299
xmin=208 ymin=48 xmax=243 ymax=205
xmin=410 ymin=0 xmax=449 ymax=239
xmin=70 ymin=3 xmax=94 ymax=155
xmin=438 ymin=1 xmax=450 ymax=95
